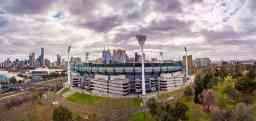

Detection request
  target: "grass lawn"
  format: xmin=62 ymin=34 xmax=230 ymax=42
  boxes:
xmin=127 ymin=97 xmax=143 ymax=108
xmin=66 ymin=92 xmax=143 ymax=109
xmin=159 ymin=87 xmax=185 ymax=100
xmin=129 ymin=112 xmax=155 ymax=121
xmin=67 ymin=92 xmax=104 ymax=105
xmin=59 ymin=88 xmax=70 ymax=95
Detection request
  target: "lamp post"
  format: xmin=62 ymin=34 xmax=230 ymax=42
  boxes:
xmin=136 ymin=35 xmax=146 ymax=96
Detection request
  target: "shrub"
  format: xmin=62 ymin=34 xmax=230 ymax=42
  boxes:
xmin=52 ymin=106 xmax=73 ymax=121
xmin=184 ymin=86 xmax=193 ymax=97
xmin=223 ymin=86 xmax=240 ymax=102
xmin=147 ymin=98 xmax=189 ymax=121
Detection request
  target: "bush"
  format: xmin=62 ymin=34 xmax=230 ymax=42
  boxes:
xmin=223 ymin=86 xmax=240 ymax=102
xmin=147 ymin=98 xmax=189 ymax=121
xmin=235 ymin=79 xmax=256 ymax=94
xmin=184 ymin=86 xmax=193 ymax=97
xmin=194 ymin=73 xmax=216 ymax=104
xmin=52 ymin=106 xmax=73 ymax=121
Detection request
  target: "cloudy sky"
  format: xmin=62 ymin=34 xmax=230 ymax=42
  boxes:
xmin=0 ymin=0 xmax=256 ymax=62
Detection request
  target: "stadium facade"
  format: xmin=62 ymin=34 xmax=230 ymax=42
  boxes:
xmin=71 ymin=62 xmax=185 ymax=96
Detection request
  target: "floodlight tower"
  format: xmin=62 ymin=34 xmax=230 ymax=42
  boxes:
xmin=160 ymin=52 xmax=164 ymax=63
xmin=85 ymin=52 xmax=89 ymax=63
xmin=67 ymin=45 xmax=72 ymax=87
xmin=136 ymin=35 xmax=146 ymax=96
xmin=184 ymin=47 xmax=189 ymax=81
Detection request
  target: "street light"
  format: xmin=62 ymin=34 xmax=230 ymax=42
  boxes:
xmin=136 ymin=34 xmax=146 ymax=96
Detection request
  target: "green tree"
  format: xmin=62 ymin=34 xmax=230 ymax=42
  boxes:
xmin=233 ymin=103 xmax=254 ymax=121
xmin=52 ymin=106 xmax=73 ymax=121
xmin=9 ymin=76 xmax=17 ymax=84
xmin=184 ymin=86 xmax=193 ymax=97
xmin=223 ymin=86 xmax=240 ymax=102
xmin=235 ymin=79 xmax=256 ymax=94
xmin=194 ymin=72 xmax=215 ymax=103
xmin=147 ymin=98 xmax=189 ymax=121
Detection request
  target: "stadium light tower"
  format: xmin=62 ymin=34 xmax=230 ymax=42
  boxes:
xmin=85 ymin=52 xmax=89 ymax=63
xmin=184 ymin=47 xmax=189 ymax=81
xmin=67 ymin=45 xmax=72 ymax=87
xmin=136 ymin=35 xmax=146 ymax=96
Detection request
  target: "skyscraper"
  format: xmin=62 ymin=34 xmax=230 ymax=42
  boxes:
xmin=112 ymin=49 xmax=127 ymax=63
xmin=102 ymin=49 xmax=112 ymax=64
xmin=29 ymin=52 xmax=35 ymax=66
xmin=182 ymin=55 xmax=193 ymax=75
xmin=57 ymin=54 xmax=61 ymax=65
xmin=134 ymin=52 xmax=141 ymax=63
xmin=40 ymin=48 xmax=45 ymax=66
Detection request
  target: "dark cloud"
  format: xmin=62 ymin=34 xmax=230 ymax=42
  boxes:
xmin=0 ymin=0 xmax=256 ymax=61
xmin=3 ymin=0 xmax=57 ymax=14
xmin=81 ymin=15 xmax=123 ymax=33
xmin=202 ymin=28 xmax=242 ymax=41
xmin=111 ymin=17 xmax=194 ymax=46
xmin=142 ymin=0 xmax=182 ymax=13
xmin=0 ymin=16 xmax=8 ymax=27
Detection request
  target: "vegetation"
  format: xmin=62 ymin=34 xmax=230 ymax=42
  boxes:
xmin=147 ymin=98 xmax=189 ymax=121
xmin=3 ymin=64 xmax=256 ymax=121
xmin=129 ymin=112 xmax=154 ymax=121
xmin=67 ymin=93 xmax=104 ymax=105
xmin=183 ymin=86 xmax=193 ymax=97
xmin=52 ymin=106 xmax=87 ymax=121
xmin=9 ymin=76 xmax=17 ymax=84
xmin=53 ymin=106 xmax=73 ymax=121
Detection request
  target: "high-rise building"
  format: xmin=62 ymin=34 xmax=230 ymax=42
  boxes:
xmin=112 ymin=49 xmax=127 ymax=63
xmin=102 ymin=49 xmax=112 ymax=64
xmin=85 ymin=52 xmax=89 ymax=63
xmin=57 ymin=54 xmax=61 ymax=65
xmin=45 ymin=59 xmax=51 ymax=67
xmin=182 ymin=55 xmax=193 ymax=68
xmin=194 ymin=58 xmax=211 ymax=68
xmin=39 ymin=48 xmax=45 ymax=66
xmin=182 ymin=55 xmax=193 ymax=75
xmin=71 ymin=57 xmax=82 ymax=64
xmin=134 ymin=52 xmax=141 ymax=63
xmin=29 ymin=52 xmax=36 ymax=66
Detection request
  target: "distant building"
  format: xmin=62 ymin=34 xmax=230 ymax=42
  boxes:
xmin=194 ymin=58 xmax=211 ymax=68
xmin=102 ymin=49 xmax=112 ymax=64
xmin=238 ymin=60 xmax=256 ymax=65
xmin=39 ymin=48 xmax=45 ymax=66
xmin=112 ymin=49 xmax=128 ymax=63
xmin=183 ymin=55 xmax=193 ymax=75
xmin=151 ymin=58 xmax=158 ymax=63
xmin=135 ymin=52 xmax=141 ymax=63
xmin=71 ymin=57 xmax=82 ymax=64
xmin=29 ymin=52 xmax=35 ymax=66
xmin=31 ymin=68 xmax=64 ymax=81
xmin=95 ymin=58 xmax=103 ymax=64
xmin=45 ymin=59 xmax=51 ymax=67
xmin=0 ymin=74 xmax=9 ymax=90
xmin=57 ymin=54 xmax=61 ymax=65
xmin=182 ymin=55 xmax=193 ymax=68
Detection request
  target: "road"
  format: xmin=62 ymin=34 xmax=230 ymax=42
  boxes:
xmin=0 ymin=77 xmax=65 ymax=102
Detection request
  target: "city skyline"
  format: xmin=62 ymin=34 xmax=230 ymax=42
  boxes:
xmin=0 ymin=0 xmax=256 ymax=61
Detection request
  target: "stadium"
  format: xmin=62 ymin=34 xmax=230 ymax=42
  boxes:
xmin=70 ymin=62 xmax=185 ymax=96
